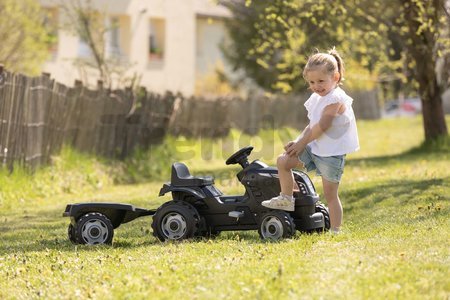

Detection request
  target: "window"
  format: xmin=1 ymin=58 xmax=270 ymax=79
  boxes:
xmin=78 ymin=37 xmax=92 ymax=58
xmin=77 ymin=16 xmax=93 ymax=59
xmin=148 ymin=18 xmax=165 ymax=62
xmin=107 ymin=17 xmax=122 ymax=58
xmin=108 ymin=16 xmax=130 ymax=63
xmin=77 ymin=14 xmax=99 ymax=59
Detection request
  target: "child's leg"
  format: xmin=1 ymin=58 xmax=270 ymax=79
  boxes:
xmin=261 ymin=153 xmax=302 ymax=211
xmin=277 ymin=153 xmax=303 ymax=196
xmin=321 ymin=177 xmax=343 ymax=232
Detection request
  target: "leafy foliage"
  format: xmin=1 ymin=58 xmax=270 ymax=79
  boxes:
xmin=221 ymin=0 xmax=449 ymax=92
xmin=0 ymin=0 xmax=50 ymax=74
xmin=221 ymin=0 xmax=390 ymax=93
xmin=221 ymin=0 xmax=449 ymax=139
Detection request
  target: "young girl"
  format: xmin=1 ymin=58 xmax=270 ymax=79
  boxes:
xmin=261 ymin=48 xmax=359 ymax=233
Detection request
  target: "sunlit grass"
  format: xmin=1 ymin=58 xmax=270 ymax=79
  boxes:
xmin=0 ymin=116 xmax=449 ymax=299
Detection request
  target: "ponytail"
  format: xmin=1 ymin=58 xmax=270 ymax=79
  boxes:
xmin=328 ymin=47 xmax=345 ymax=84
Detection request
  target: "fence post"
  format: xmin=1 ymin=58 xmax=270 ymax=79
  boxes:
xmin=0 ymin=64 xmax=4 ymax=84
xmin=74 ymin=79 xmax=82 ymax=88
xmin=97 ymin=80 xmax=104 ymax=90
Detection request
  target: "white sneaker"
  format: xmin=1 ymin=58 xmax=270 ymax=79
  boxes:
xmin=261 ymin=194 xmax=295 ymax=212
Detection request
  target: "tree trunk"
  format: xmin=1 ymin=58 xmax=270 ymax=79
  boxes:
xmin=403 ymin=0 xmax=448 ymax=141
xmin=420 ymin=84 xmax=447 ymax=141
xmin=412 ymin=41 xmax=448 ymax=141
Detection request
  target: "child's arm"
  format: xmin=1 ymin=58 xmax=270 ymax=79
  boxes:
xmin=295 ymin=124 xmax=310 ymax=142
xmin=285 ymin=102 xmax=344 ymax=157
xmin=284 ymin=124 xmax=310 ymax=151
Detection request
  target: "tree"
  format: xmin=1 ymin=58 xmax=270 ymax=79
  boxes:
xmin=0 ymin=0 xmax=50 ymax=74
xmin=340 ymin=0 xmax=448 ymax=140
xmin=60 ymin=0 xmax=137 ymax=88
xmin=60 ymin=0 xmax=111 ymax=86
xmin=439 ymin=1 xmax=450 ymax=91
xmin=221 ymin=0 xmax=387 ymax=93
xmin=398 ymin=0 xmax=448 ymax=140
xmin=221 ymin=0 xmax=449 ymax=141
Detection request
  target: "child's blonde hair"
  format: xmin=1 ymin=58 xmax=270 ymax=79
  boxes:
xmin=303 ymin=48 xmax=345 ymax=84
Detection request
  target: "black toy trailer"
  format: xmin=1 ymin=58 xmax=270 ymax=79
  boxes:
xmin=63 ymin=146 xmax=330 ymax=245
xmin=64 ymin=203 xmax=155 ymax=244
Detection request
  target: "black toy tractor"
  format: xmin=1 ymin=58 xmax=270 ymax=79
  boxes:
xmin=63 ymin=146 xmax=330 ymax=245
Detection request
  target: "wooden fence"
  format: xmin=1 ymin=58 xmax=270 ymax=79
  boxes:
xmin=0 ymin=69 xmax=177 ymax=169
xmin=171 ymin=89 xmax=380 ymax=136
xmin=0 ymin=68 xmax=380 ymax=169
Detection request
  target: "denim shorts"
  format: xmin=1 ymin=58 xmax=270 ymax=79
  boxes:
xmin=298 ymin=145 xmax=346 ymax=183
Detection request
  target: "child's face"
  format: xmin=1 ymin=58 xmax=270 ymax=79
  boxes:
xmin=305 ymin=68 xmax=339 ymax=97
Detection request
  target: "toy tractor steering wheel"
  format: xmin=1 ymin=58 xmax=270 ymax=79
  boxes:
xmin=226 ymin=146 xmax=254 ymax=168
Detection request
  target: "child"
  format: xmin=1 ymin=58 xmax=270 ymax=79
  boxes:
xmin=261 ymin=48 xmax=359 ymax=233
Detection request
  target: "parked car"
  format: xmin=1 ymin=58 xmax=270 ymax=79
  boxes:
xmin=383 ymin=98 xmax=421 ymax=117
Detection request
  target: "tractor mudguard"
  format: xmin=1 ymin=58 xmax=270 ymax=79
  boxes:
xmin=159 ymin=183 xmax=206 ymax=199
xmin=63 ymin=203 xmax=155 ymax=229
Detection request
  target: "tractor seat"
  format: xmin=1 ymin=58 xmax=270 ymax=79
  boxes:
xmin=171 ymin=162 xmax=214 ymax=187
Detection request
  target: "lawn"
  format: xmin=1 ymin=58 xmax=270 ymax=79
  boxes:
xmin=0 ymin=116 xmax=449 ymax=299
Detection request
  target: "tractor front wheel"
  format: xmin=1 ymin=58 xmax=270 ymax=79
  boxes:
xmin=315 ymin=203 xmax=330 ymax=232
xmin=258 ymin=211 xmax=296 ymax=241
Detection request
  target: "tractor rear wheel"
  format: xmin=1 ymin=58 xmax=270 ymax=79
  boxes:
xmin=151 ymin=201 xmax=200 ymax=241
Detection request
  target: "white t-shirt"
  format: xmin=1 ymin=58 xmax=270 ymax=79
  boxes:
xmin=304 ymin=87 xmax=360 ymax=156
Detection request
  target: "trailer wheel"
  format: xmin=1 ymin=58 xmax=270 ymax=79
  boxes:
xmin=258 ymin=211 xmax=296 ymax=241
xmin=75 ymin=212 xmax=114 ymax=245
xmin=315 ymin=203 xmax=330 ymax=232
xmin=151 ymin=201 xmax=200 ymax=241
xmin=68 ymin=223 xmax=78 ymax=244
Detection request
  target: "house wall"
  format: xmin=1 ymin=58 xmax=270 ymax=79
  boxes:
xmin=42 ymin=8 xmax=80 ymax=85
xmin=41 ymin=0 xmax=229 ymax=95
xmin=196 ymin=17 xmax=229 ymax=76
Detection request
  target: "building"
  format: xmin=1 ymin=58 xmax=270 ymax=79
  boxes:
xmin=40 ymin=0 xmax=233 ymax=95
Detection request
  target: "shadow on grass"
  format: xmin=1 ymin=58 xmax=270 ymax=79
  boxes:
xmin=346 ymin=136 xmax=449 ymax=168
xmin=0 ymin=205 xmax=263 ymax=254
xmin=0 ymin=205 xmax=75 ymax=254
xmin=342 ymin=178 xmax=447 ymax=206
xmin=0 ymin=204 xmax=313 ymax=254
xmin=1 ymin=139 xmax=447 ymax=254
xmin=341 ymin=176 xmax=449 ymax=229
xmin=0 ymin=205 xmax=163 ymax=255
xmin=341 ymin=139 xmax=449 ymax=218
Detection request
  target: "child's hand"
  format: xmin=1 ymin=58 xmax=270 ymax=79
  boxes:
xmin=285 ymin=142 xmax=304 ymax=157
xmin=284 ymin=141 xmax=295 ymax=151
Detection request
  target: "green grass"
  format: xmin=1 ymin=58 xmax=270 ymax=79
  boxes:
xmin=0 ymin=116 xmax=449 ymax=299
